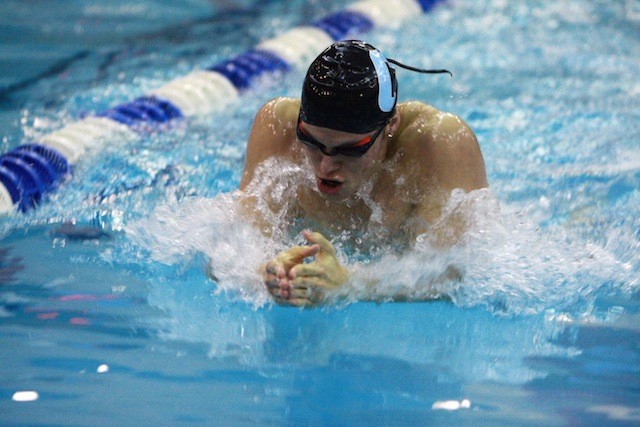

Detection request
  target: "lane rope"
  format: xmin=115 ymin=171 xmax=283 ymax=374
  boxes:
xmin=0 ymin=0 xmax=445 ymax=213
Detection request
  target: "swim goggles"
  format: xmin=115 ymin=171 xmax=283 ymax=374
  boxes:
xmin=296 ymin=113 xmax=389 ymax=158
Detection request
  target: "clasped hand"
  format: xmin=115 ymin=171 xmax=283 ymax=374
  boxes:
xmin=263 ymin=230 xmax=348 ymax=307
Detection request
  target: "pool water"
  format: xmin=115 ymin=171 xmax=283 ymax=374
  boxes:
xmin=1 ymin=0 xmax=639 ymax=425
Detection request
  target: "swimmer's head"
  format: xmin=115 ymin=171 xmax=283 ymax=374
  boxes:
xmin=300 ymin=40 xmax=452 ymax=134
xmin=300 ymin=40 xmax=396 ymax=134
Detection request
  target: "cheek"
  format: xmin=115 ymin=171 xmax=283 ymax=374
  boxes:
xmin=341 ymin=158 xmax=368 ymax=179
xmin=305 ymin=149 xmax=323 ymax=167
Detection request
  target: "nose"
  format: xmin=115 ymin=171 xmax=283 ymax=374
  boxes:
xmin=318 ymin=154 xmax=341 ymax=175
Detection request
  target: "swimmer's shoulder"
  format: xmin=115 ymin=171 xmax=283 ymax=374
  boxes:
xmin=254 ymin=97 xmax=300 ymax=129
xmin=248 ymin=97 xmax=299 ymax=150
xmin=397 ymin=101 xmax=475 ymax=149
xmin=393 ymin=101 xmax=441 ymax=157
xmin=396 ymin=101 xmax=487 ymax=191
xmin=242 ymin=98 xmax=300 ymax=188
xmin=397 ymin=101 xmax=453 ymax=133
xmin=397 ymin=101 xmax=439 ymax=126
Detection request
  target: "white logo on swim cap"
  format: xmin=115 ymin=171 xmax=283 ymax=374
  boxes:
xmin=369 ymin=50 xmax=395 ymax=113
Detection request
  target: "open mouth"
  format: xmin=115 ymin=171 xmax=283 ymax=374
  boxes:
xmin=317 ymin=178 xmax=344 ymax=194
xmin=321 ymin=178 xmax=341 ymax=188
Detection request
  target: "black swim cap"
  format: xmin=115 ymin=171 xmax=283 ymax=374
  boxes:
xmin=300 ymin=40 xmax=452 ymax=134
xmin=300 ymin=40 xmax=397 ymax=134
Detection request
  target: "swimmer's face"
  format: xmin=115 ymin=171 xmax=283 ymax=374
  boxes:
xmin=297 ymin=120 xmax=390 ymax=198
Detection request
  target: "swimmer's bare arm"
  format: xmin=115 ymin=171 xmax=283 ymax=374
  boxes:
xmin=237 ymin=98 xmax=300 ymax=234
xmin=410 ymin=111 xmax=488 ymax=247
xmin=239 ymin=97 xmax=299 ymax=190
xmin=235 ymin=98 xmax=333 ymax=304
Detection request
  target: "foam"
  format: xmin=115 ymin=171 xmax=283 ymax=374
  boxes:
xmin=126 ymin=193 xmax=272 ymax=308
xmin=128 ymin=169 xmax=635 ymax=318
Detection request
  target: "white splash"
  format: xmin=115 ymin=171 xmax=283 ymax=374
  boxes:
xmin=12 ymin=391 xmax=39 ymax=402
xmin=128 ymin=169 xmax=636 ymax=317
xmin=127 ymin=193 xmax=272 ymax=307
xmin=432 ymin=399 xmax=471 ymax=411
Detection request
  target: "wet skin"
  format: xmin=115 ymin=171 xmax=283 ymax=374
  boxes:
xmin=238 ymin=98 xmax=488 ymax=306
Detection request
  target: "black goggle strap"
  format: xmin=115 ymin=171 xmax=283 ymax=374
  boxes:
xmin=386 ymin=57 xmax=452 ymax=77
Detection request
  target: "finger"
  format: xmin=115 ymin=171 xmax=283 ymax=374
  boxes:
xmin=288 ymin=298 xmax=314 ymax=308
xmin=265 ymin=260 xmax=287 ymax=280
xmin=291 ymin=275 xmax=326 ymax=290
xmin=303 ymin=230 xmax=336 ymax=256
xmin=270 ymin=290 xmax=287 ymax=301
xmin=265 ymin=277 xmax=281 ymax=290
xmin=264 ymin=261 xmax=278 ymax=275
xmin=290 ymin=284 xmax=327 ymax=303
xmin=278 ymin=284 xmax=291 ymax=299
xmin=279 ymin=276 xmax=290 ymax=289
xmin=289 ymin=286 xmax=310 ymax=299
xmin=272 ymin=295 xmax=294 ymax=306
xmin=266 ymin=283 xmax=288 ymax=301
xmin=280 ymin=244 xmax=320 ymax=266
xmin=289 ymin=263 xmax=325 ymax=280
xmin=268 ymin=288 xmax=284 ymax=302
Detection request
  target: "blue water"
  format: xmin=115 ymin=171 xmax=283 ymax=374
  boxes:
xmin=1 ymin=0 xmax=639 ymax=425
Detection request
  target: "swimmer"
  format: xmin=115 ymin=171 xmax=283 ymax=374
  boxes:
xmin=239 ymin=40 xmax=488 ymax=306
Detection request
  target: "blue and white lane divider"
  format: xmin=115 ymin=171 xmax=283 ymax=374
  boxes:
xmin=0 ymin=0 xmax=445 ymax=214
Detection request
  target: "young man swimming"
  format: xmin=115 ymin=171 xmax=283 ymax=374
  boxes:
xmin=239 ymin=40 xmax=488 ymax=306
